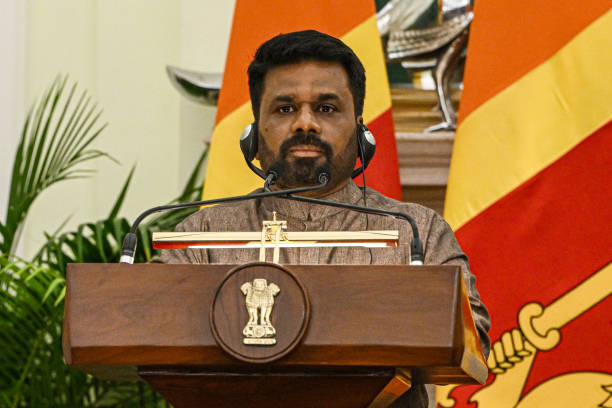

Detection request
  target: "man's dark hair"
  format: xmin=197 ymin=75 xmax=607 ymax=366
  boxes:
xmin=247 ymin=30 xmax=366 ymax=120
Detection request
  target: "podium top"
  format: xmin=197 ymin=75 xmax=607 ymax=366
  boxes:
xmin=152 ymin=230 xmax=399 ymax=249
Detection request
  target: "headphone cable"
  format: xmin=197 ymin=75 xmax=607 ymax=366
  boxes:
xmin=358 ymin=134 xmax=374 ymax=265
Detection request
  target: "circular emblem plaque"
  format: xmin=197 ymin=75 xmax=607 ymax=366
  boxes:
xmin=210 ymin=262 xmax=310 ymax=363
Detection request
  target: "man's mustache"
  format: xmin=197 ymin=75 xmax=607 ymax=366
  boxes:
xmin=279 ymin=132 xmax=333 ymax=159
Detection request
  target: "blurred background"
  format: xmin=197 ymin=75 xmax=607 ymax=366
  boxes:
xmin=1 ymin=0 xmax=234 ymax=259
xmin=2 ymin=0 xmax=463 ymax=259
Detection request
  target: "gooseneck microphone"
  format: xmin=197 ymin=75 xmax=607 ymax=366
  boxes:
xmin=264 ymin=162 xmax=284 ymax=192
xmin=269 ymin=166 xmax=424 ymax=264
xmin=279 ymin=194 xmax=424 ymax=265
xmin=264 ymin=166 xmax=424 ymax=264
xmin=119 ymin=167 xmax=330 ymax=264
xmin=120 ymin=165 xmax=424 ymax=265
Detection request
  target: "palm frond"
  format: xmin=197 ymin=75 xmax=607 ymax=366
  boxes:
xmin=108 ymin=166 xmax=136 ymax=220
xmin=37 ymin=148 xmax=207 ymax=269
xmin=0 ymin=76 xmax=110 ymax=254
xmin=0 ymin=255 xmax=168 ymax=407
xmin=0 ymin=255 xmax=66 ymax=406
xmin=0 ymin=76 xmax=175 ymax=407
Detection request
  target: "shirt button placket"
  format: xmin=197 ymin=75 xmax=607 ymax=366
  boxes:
xmin=301 ymin=222 xmax=309 ymax=264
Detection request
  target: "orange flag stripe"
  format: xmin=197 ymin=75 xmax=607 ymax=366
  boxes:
xmin=459 ymin=0 xmax=612 ymax=123
xmin=216 ymin=0 xmax=375 ymax=123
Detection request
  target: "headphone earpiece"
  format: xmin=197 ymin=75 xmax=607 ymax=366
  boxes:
xmin=240 ymin=122 xmax=259 ymax=162
xmin=352 ymin=124 xmax=376 ymax=178
xmin=240 ymin=122 xmax=376 ymax=180
xmin=240 ymin=122 xmax=265 ymax=178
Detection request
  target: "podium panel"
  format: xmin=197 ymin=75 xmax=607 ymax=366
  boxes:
xmin=63 ymin=263 xmax=487 ymax=407
xmin=139 ymin=366 xmax=395 ymax=408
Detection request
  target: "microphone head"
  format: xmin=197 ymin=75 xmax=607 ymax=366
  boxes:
xmin=316 ymin=166 xmax=331 ymax=185
xmin=265 ymin=162 xmax=284 ymax=184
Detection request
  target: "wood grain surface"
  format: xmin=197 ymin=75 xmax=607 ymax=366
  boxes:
xmin=139 ymin=366 xmax=395 ymax=408
xmin=63 ymin=263 xmax=485 ymax=384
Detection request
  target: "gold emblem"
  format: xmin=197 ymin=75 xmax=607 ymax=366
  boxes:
xmin=260 ymin=211 xmax=288 ymax=264
xmin=241 ymin=278 xmax=280 ymax=345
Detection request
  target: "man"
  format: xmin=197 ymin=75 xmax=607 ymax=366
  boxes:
xmin=160 ymin=30 xmax=490 ymax=408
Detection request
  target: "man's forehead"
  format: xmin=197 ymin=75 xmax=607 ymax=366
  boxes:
xmin=261 ymin=60 xmax=351 ymax=99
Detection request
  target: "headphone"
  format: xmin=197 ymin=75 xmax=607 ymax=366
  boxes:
xmin=239 ymin=122 xmax=376 ymax=179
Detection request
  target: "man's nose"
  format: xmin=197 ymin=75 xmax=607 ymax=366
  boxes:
xmin=290 ymin=107 xmax=321 ymax=134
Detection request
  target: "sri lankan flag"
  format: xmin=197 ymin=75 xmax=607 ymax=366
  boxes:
xmin=202 ymin=0 xmax=401 ymax=201
xmin=440 ymin=1 xmax=612 ymax=407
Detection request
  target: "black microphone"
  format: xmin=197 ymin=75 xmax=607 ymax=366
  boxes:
xmin=264 ymin=162 xmax=284 ymax=192
xmin=119 ymin=167 xmax=330 ymax=264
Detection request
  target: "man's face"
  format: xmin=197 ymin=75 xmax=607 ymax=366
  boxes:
xmin=257 ymin=60 xmax=360 ymax=196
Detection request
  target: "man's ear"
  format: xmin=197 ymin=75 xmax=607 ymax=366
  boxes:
xmin=357 ymin=115 xmax=364 ymax=125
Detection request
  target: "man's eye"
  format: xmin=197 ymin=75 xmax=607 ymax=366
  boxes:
xmin=319 ymin=105 xmax=336 ymax=113
xmin=278 ymin=106 xmax=294 ymax=113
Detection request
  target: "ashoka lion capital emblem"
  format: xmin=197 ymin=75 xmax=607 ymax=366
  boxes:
xmin=241 ymin=278 xmax=280 ymax=345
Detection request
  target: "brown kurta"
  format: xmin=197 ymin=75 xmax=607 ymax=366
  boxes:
xmin=158 ymin=180 xmax=490 ymax=408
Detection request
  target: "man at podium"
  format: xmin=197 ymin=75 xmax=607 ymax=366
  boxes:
xmin=158 ymin=30 xmax=490 ymax=407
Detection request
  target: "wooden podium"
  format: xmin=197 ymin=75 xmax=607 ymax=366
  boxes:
xmin=63 ymin=263 xmax=487 ymax=407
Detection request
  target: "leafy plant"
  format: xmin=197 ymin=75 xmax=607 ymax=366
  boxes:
xmin=0 ymin=76 xmax=207 ymax=407
xmin=36 ymin=148 xmax=206 ymax=270
xmin=0 ymin=256 xmax=162 ymax=407
xmin=0 ymin=255 xmax=66 ymax=407
xmin=1 ymin=76 xmax=110 ymax=254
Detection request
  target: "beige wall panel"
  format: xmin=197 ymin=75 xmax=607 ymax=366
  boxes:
xmin=0 ymin=0 xmax=26 ymax=228
xmin=93 ymin=0 xmax=181 ymax=220
xmin=13 ymin=0 xmax=238 ymax=257
xmin=22 ymin=0 xmax=98 ymax=257
xmin=177 ymin=0 xmax=235 ymax=186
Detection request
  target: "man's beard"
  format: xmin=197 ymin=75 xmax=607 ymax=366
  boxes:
xmin=259 ymin=131 xmax=357 ymax=189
